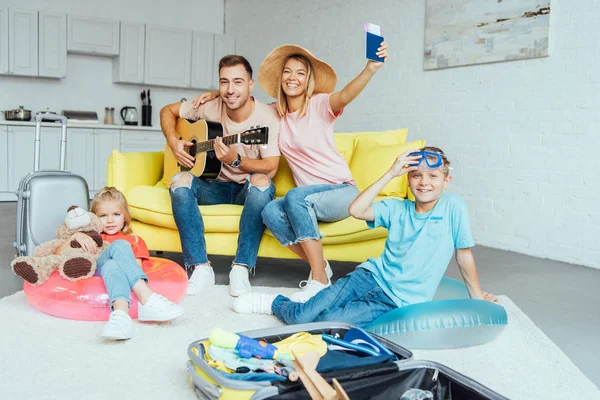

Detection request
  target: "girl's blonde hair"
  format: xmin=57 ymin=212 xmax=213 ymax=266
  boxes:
xmin=276 ymin=54 xmax=316 ymax=118
xmin=90 ymin=186 xmax=134 ymax=235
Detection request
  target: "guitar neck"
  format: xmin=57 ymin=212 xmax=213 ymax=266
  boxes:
xmin=194 ymin=133 xmax=241 ymax=153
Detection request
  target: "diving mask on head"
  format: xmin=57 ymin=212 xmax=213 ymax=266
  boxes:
xmin=408 ymin=151 xmax=449 ymax=171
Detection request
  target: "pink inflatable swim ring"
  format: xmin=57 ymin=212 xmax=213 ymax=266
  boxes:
xmin=23 ymin=257 xmax=188 ymax=321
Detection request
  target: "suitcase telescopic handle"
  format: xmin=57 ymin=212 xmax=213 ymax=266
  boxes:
xmin=34 ymin=114 xmax=68 ymax=172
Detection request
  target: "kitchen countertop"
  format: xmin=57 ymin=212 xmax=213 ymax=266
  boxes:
xmin=0 ymin=120 xmax=162 ymax=131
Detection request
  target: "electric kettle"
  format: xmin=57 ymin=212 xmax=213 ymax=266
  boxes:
xmin=120 ymin=106 xmax=138 ymax=126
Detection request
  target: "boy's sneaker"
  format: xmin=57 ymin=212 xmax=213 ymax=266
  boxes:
xmin=307 ymin=259 xmax=333 ymax=281
xmin=233 ymin=292 xmax=277 ymax=315
xmin=186 ymin=264 xmax=215 ymax=295
xmin=229 ymin=264 xmax=251 ymax=297
xmin=101 ymin=310 xmax=133 ymax=340
xmin=138 ymin=293 xmax=184 ymax=322
xmin=290 ymin=279 xmax=331 ymax=303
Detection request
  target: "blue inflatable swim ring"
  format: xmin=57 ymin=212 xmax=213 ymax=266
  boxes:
xmin=365 ymin=277 xmax=508 ymax=350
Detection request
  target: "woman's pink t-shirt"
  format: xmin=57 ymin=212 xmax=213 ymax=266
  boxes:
xmin=277 ymin=94 xmax=355 ymax=187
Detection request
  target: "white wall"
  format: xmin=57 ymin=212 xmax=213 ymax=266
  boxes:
xmin=0 ymin=0 xmax=224 ymax=127
xmin=226 ymin=0 xmax=600 ymax=269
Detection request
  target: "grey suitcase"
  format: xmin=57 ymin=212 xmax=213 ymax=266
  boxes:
xmin=187 ymin=322 xmax=509 ymax=400
xmin=13 ymin=113 xmax=90 ymax=257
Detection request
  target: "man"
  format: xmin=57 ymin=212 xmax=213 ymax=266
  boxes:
xmin=160 ymin=55 xmax=280 ymax=297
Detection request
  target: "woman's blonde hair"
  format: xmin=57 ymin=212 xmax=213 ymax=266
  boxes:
xmin=90 ymin=186 xmax=134 ymax=235
xmin=276 ymin=54 xmax=316 ymax=118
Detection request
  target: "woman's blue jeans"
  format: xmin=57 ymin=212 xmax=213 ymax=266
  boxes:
xmin=261 ymin=183 xmax=359 ymax=246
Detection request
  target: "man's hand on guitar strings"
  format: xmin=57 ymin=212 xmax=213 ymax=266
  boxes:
xmin=214 ymin=136 xmax=238 ymax=165
xmin=172 ymin=139 xmax=195 ymax=168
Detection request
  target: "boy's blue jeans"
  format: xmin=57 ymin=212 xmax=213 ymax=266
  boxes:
xmin=170 ymin=172 xmax=275 ymax=270
xmin=272 ymin=268 xmax=397 ymax=327
xmin=94 ymin=240 xmax=148 ymax=309
xmin=262 ymin=183 xmax=359 ymax=246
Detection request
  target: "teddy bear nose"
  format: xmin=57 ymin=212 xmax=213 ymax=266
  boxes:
xmin=67 ymin=207 xmax=86 ymax=218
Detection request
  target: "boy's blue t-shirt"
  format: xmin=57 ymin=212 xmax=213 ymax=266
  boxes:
xmin=358 ymin=193 xmax=475 ymax=307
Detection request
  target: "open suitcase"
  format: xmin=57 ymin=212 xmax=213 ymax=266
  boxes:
xmin=13 ymin=114 xmax=90 ymax=257
xmin=187 ymin=322 xmax=509 ymax=400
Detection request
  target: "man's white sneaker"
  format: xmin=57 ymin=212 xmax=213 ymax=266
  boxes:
xmin=233 ymin=292 xmax=277 ymax=315
xmin=290 ymin=279 xmax=331 ymax=303
xmin=138 ymin=293 xmax=184 ymax=322
xmin=229 ymin=265 xmax=251 ymax=297
xmin=101 ymin=310 xmax=132 ymax=340
xmin=186 ymin=264 xmax=215 ymax=295
xmin=307 ymin=259 xmax=333 ymax=281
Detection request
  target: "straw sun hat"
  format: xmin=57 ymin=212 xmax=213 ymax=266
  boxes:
xmin=258 ymin=45 xmax=337 ymax=99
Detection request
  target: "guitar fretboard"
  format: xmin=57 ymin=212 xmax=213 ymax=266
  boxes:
xmin=192 ymin=129 xmax=266 ymax=154
xmin=195 ymin=134 xmax=241 ymax=153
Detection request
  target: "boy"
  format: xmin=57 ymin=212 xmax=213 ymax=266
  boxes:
xmin=233 ymin=146 xmax=497 ymax=326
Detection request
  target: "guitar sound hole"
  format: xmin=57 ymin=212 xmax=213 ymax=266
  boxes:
xmin=189 ymin=139 xmax=198 ymax=158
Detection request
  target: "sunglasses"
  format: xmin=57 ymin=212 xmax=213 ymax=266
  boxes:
xmin=408 ymin=151 xmax=445 ymax=169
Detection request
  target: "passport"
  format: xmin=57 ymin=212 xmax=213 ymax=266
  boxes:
xmin=366 ymin=31 xmax=385 ymax=62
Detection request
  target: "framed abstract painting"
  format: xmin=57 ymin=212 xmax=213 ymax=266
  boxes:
xmin=424 ymin=0 xmax=551 ymax=70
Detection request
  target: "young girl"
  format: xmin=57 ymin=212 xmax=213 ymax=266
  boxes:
xmin=56 ymin=187 xmax=184 ymax=340
xmin=192 ymin=42 xmax=389 ymax=303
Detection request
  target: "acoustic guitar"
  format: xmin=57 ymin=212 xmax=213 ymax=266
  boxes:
xmin=163 ymin=118 xmax=269 ymax=181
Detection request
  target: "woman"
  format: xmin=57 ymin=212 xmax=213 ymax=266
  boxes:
xmin=192 ymin=42 xmax=388 ymax=302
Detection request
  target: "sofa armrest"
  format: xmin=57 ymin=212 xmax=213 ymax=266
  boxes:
xmin=106 ymin=149 xmax=164 ymax=194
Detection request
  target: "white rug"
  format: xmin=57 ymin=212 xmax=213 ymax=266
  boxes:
xmin=0 ymin=286 xmax=598 ymax=400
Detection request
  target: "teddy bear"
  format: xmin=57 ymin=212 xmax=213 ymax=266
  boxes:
xmin=11 ymin=205 xmax=110 ymax=286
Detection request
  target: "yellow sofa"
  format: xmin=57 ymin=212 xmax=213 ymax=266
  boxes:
xmin=106 ymin=129 xmax=423 ymax=263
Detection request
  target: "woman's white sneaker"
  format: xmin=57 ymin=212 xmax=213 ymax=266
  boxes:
xmin=293 ymin=260 xmax=333 ymax=303
xmin=290 ymin=279 xmax=331 ymax=303
xmin=101 ymin=310 xmax=133 ymax=340
xmin=307 ymin=259 xmax=333 ymax=281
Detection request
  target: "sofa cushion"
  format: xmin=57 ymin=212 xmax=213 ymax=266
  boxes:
xmin=334 ymin=128 xmax=409 ymax=160
xmin=273 ymin=157 xmax=296 ymax=198
xmin=126 ymin=185 xmax=245 ymax=233
xmin=126 ymin=185 xmax=392 ymax=243
xmin=350 ymin=139 xmax=426 ymax=198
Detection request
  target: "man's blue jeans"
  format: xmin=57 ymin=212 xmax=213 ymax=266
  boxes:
xmin=261 ymin=184 xmax=359 ymax=246
xmin=94 ymin=240 xmax=148 ymax=309
xmin=272 ymin=268 xmax=397 ymax=327
xmin=170 ymin=172 xmax=275 ymax=270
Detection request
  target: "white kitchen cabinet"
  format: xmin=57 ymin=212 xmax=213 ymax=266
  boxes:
xmin=9 ymin=9 xmax=38 ymax=76
xmin=120 ymin=130 xmax=165 ymax=153
xmin=213 ymin=34 xmax=235 ymax=80
xmin=38 ymin=12 xmax=66 ymax=78
xmin=66 ymin=127 xmax=120 ymax=192
xmin=112 ymin=21 xmax=145 ymax=84
xmin=7 ymin=125 xmax=61 ymax=192
xmin=93 ymin=129 xmax=120 ymax=190
xmin=67 ymin=15 xmax=119 ymax=56
xmin=0 ymin=9 xmax=7 ymax=75
xmin=0 ymin=127 xmax=8 ymax=192
xmin=191 ymin=32 xmax=214 ymax=89
xmin=66 ymin=128 xmax=94 ymax=188
xmin=0 ymin=124 xmax=162 ymax=201
xmin=145 ymin=25 xmax=192 ymax=88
